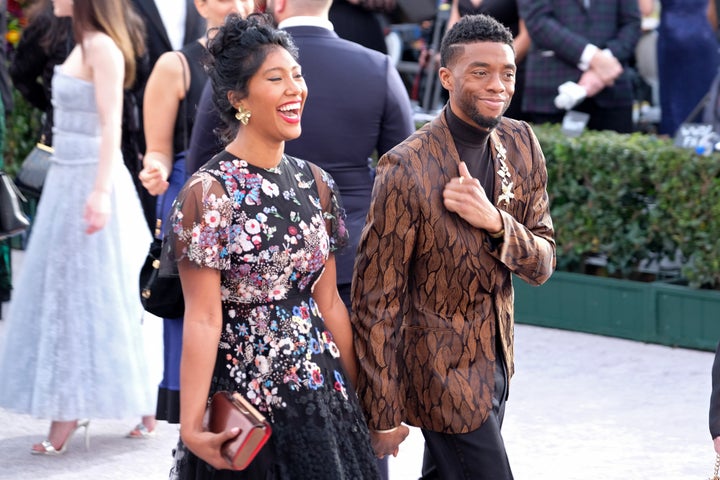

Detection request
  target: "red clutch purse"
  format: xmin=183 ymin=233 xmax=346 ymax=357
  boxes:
xmin=205 ymin=390 xmax=272 ymax=470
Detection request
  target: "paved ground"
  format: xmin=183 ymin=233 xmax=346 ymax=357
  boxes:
xmin=0 ymin=248 xmax=717 ymax=479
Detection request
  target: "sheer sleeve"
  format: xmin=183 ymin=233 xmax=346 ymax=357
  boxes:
xmin=308 ymin=162 xmax=349 ymax=254
xmin=159 ymin=171 xmax=234 ymax=276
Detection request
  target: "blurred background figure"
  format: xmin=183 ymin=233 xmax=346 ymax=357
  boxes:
xmin=656 ymin=0 xmax=720 ymax=136
xmin=10 ymin=0 xmax=149 ymax=225
xmin=129 ymin=0 xmax=206 ymax=232
xmin=519 ymin=0 xmax=642 ymax=133
xmin=330 ymin=0 xmax=396 ymax=54
xmin=9 ymin=0 xmax=72 ymax=151
xmin=445 ymin=0 xmax=531 ymax=121
xmin=132 ymin=0 xmax=255 ymax=440
xmin=0 ymin=0 xmax=154 ymax=455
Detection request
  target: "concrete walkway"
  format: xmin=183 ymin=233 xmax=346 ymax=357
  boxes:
xmin=0 ymin=247 xmax=717 ymax=479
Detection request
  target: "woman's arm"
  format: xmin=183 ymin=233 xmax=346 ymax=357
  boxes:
xmin=85 ymin=33 xmax=124 ymax=234
xmin=446 ymin=0 xmax=462 ymax=33
xmin=312 ymin=254 xmax=358 ymax=386
xmin=138 ymin=52 xmax=187 ymax=196
xmin=178 ymin=261 xmax=238 ymax=469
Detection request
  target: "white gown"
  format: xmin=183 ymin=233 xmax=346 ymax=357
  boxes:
xmin=0 ymin=67 xmax=154 ymax=420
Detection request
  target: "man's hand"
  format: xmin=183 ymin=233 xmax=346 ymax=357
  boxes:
xmin=443 ymin=161 xmax=503 ymax=234
xmin=369 ymin=425 xmax=410 ymax=458
xmin=589 ymin=50 xmax=623 ymax=86
xmin=713 ymin=436 xmax=720 ymax=455
xmin=577 ymin=70 xmax=606 ymax=97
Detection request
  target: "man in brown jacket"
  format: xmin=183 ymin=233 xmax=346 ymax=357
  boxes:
xmin=351 ymin=14 xmax=556 ymax=479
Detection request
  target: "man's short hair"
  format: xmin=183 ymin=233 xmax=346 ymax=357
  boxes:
xmin=440 ymin=14 xmax=515 ymax=68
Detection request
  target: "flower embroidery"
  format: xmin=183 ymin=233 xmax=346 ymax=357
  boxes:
xmin=494 ymin=138 xmax=514 ymax=207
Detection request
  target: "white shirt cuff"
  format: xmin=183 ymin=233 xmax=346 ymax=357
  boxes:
xmin=578 ymin=44 xmax=599 ymax=71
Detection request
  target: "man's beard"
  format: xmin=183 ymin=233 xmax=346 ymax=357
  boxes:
xmin=469 ymin=110 xmax=502 ymax=130
xmin=460 ymin=92 xmax=507 ymax=130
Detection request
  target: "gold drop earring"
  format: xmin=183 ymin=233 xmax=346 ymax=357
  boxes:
xmin=235 ymin=105 xmax=251 ymax=126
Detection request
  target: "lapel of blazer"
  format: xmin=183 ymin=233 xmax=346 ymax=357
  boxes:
xmin=432 ymin=108 xmax=462 ymax=182
xmin=135 ymin=0 xmax=172 ymax=50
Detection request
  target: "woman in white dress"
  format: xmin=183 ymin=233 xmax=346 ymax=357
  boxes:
xmin=0 ymin=0 xmax=153 ymax=455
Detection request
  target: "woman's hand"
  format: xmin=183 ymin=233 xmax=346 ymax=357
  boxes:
xmin=84 ymin=190 xmax=111 ymax=234
xmin=138 ymin=157 xmax=170 ymax=196
xmin=181 ymin=425 xmax=242 ymax=470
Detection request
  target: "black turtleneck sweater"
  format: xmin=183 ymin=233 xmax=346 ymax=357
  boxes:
xmin=444 ymin=106 xmax=495 ymax=197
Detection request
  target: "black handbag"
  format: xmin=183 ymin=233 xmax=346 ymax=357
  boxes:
xmin=139 ymin=52 xmax=189 ymax=319
xmin=15 ymin=142 xmax=53 ymax=195
xmin=139 ymin=217 xmax=184 ymax=318
xmin=0 ymin=171 xmax=31 ymax=240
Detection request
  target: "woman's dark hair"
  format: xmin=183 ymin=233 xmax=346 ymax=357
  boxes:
xmin=440 ymin=14 xmax=515 ymax=68
xmin=25 ymin=0 xmax=72 ymax=55
xmin=206 ymin=13 xmax=299 ymax=142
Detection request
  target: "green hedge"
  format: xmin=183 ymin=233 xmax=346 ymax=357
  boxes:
xmin=3 ymin=89 xmax=42 ymax=177
xmin=534 ymin=124 xmax=720 ymax=289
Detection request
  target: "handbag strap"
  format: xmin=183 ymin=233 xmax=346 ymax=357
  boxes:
xmin=712 ymin=453 xmax=720 ymax=480
xmin=176 ymin=51 xmax=190 ymax=153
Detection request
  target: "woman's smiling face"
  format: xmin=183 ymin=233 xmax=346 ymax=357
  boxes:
xmin=240 ymin=46 xmax=307 ymax=143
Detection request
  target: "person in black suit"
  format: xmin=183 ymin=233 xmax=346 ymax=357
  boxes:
xmin=128 ymin=0 xmax=205 ymax=231
xmin=186 ymin=1 xmax=415 ymax=476
xmin=131 ymin=0 xmax=206 ymax=68
xmin=329 ymin=0 xmax=394 ymax=54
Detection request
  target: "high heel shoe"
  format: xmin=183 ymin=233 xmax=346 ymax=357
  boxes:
xmin=126 ymin=422 xmax=156 ymax=439
xmin=31 ymin=419 xmax=90 ymax=455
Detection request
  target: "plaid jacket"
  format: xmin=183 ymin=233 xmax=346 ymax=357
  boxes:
xmin=519 ymin=0 xmax=641 ymax=113
xmin=351 ymin=110 xmax=556 ymax=434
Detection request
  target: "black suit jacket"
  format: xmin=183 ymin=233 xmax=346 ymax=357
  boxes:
xmin=186 ymin=25 xmax=414 ymax=285
xmin=131 ymin=0 xmax=206 ymax=67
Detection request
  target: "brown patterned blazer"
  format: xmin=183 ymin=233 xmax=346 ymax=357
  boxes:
xmin=351 ymin=108 xmax=556 ymax=434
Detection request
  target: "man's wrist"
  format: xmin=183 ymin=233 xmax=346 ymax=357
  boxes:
xmin=578 ymin=44 xmax=599 ymax=71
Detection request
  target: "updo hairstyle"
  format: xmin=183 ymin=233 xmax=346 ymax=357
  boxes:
xmin=205 ymin=13 xmax=299 ymax=142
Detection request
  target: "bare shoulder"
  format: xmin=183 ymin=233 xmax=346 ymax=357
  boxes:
xmin=82 ymin=31 xmax=122 ymax=63
xmin=152 ymin=51 xmax=185 ymax=79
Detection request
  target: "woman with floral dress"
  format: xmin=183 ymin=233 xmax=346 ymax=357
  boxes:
xmin=163 ymin=13 xmax=380 ymax=479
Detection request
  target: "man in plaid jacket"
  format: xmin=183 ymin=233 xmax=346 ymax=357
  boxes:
xmin=518 ymin=0 xmax=641 ymax=133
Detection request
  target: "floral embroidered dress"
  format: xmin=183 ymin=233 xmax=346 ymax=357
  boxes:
xmin=165 ymin=150 xmax=379 ymax=480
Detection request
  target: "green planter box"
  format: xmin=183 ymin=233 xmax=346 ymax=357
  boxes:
xmin=514 ymin=271 xmax=720 ymax=351
xmin=653 ymin=282 xmax=720 ymax=351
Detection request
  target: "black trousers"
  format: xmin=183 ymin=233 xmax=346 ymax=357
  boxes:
xmin=531 ymin=100 xmax=634 ymax=134
xmin=420 ymin=358 xmax=514 ymax=480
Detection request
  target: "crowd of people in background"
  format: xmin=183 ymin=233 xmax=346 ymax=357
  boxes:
xmin=0 ymin=0 xmax=718 ymax=478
